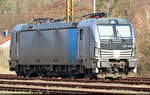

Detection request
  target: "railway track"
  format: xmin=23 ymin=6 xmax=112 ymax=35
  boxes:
xmin=0 ymin=79 xmax=149 ymax=92
xmin=0 ymin=79 xmax=149 ymax=95
xmin=122 ymin=77 xmax=150 ymax=81
xmin=0 ymin=74 xmax=150 ymax=85
xmin=0 ymin=74 xmax=150 ymax=94
xmin=0 ymin=86 xmax=135 ymax=95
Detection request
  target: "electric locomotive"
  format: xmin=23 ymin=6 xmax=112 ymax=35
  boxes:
xmin=9 ymin=13 xmax=138 ymax=78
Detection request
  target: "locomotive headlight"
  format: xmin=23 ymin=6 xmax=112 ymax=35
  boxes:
xmin=132 ymin=48 xmax=136 ymax=57
xmin=94 ymin=47 xmax=100 ymax=57
xmin=132 ymin=43 xmax=136 ymax=57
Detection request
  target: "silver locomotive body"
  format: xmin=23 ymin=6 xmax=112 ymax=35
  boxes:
xmin=9 ymin=18 xmax=138 ymax=78
xmin=9 ymin=21 xmax=99 ymax=77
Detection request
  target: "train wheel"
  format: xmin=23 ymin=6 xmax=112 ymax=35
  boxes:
xmin=86 ymin=73 xmax=97 ymax=80
xmin=16 ymin=71 xmax=21 ymax=76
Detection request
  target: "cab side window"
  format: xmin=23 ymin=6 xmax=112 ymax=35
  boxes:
xmin=80 ymin=29 xmax=83 ymax=40
xmin=16 ymin=33 xmax=18 ymax=43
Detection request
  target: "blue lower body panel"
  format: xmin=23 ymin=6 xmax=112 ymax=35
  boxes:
xmin=68 ymin=29 xmax=77 ymax=64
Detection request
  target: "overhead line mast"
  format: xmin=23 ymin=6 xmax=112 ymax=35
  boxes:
xmin=66 ymin=0 xmax=74 ymax=22
xmin=93 ymin=0 xmax=96 ymax=13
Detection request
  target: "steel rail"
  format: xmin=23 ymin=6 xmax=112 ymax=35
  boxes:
xmin=0 ymin=80 xmax=149 ymax=92
xmin=0 ymin=86 xmax=131 ymax=95
xmin=0 ymin=74 xmax=150 ymax=85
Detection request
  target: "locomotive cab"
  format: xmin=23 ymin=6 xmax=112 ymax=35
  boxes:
xmin=77 ymin=17 xmax=138 ymax=78
xmin=96 ymin=18 xmax=138 ymax=78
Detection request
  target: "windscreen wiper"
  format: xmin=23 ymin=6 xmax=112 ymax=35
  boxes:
xmin=116 ymin=30 xmax=126 ymax=43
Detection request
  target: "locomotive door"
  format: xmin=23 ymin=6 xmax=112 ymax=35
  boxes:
xmin=79 ymin=29 xmax=84 ymax=62
xmin=10 ymin=32 xmax=18 ymax=59
xmin=78 ymin=28 xmax=90 ymax=65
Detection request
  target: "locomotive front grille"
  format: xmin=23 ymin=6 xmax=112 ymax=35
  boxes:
xmin=101 ymin=49 xmax=132 ymax=59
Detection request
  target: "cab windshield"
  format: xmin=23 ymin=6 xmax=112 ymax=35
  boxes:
xmin=97 ymin=25 xmax=132 ymax=39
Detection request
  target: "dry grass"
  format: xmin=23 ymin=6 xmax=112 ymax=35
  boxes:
xmin=130 ymin=0 xmax=150 ymax=76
